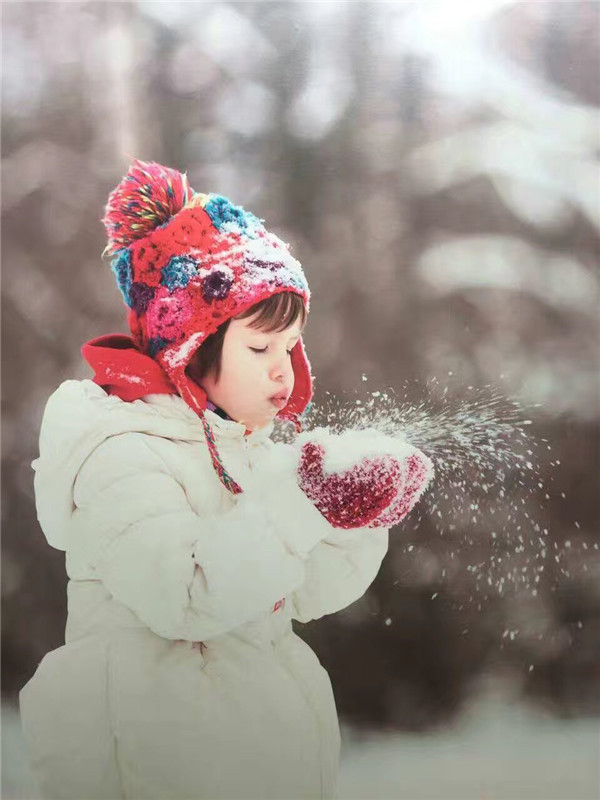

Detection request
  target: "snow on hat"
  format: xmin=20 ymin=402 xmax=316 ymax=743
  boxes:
xmin=102 ymin=158 xmax=313 ymax=494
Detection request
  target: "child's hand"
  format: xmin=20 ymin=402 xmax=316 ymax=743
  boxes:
xmin=295 ymin=428 xmax=433 ymax=529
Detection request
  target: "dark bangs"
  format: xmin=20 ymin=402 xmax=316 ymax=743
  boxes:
xmin=235 ymin=292 xmax=307 ymax=333
xmin=185 ymin=291 xmax=307 ymax=385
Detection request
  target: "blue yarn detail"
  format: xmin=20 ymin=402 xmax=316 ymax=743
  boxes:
xmin=299 ymin=399 xmax=314 ymax=427
xmin=147 ymin=336 xmax=171 ymax=357
xmin=111 ymin=248 xmax=133 ymax=307
xmin=204 ymin=195 xmax=263 ymax=238
xmin=291 ymin=271 xmax=308 ymax=291
xmin=277 ymin=270 xmax=308 ymax=293
xmin=161 ymin=255 xmax=198 ymax=291
xmin=302 ymin=400 xmax=314 ymax=418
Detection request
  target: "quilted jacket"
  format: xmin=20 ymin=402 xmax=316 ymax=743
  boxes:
xmin=19 ymin=379 xmax=389 ymax=799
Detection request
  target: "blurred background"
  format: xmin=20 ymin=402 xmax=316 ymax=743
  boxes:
xmin=2 ymin=1 xmax=599 ymax=798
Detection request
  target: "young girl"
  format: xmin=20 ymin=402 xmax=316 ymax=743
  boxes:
xmin=19 ymin=159 xmax=433 ymax=800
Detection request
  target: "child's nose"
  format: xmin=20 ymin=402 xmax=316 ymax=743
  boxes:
xmin=270 ymin=353 xmax=293 ymax=382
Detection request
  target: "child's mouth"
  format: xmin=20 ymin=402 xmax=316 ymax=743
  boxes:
xmin=269 ymin=395 xmax=288 ymax=409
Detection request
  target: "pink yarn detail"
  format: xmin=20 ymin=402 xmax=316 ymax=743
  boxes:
xmin=145 ymin=286 xmax=194 ymax=343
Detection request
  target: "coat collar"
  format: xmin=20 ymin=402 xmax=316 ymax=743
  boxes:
xmin=140 ymin=392 xmax=275 ymax=445
xmin=203 ymin=407 xmax=275 ymax=444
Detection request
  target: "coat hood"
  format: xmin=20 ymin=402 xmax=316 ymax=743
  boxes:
xmin=32 ymin=379 xmax=274 ymax=551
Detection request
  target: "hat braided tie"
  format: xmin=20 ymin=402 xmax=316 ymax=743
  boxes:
xmin=200 ymin=413 xmax=244 ymax=495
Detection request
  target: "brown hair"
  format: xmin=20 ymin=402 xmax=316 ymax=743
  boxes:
xmin=185 ymin=291 xmax=307 ymax=385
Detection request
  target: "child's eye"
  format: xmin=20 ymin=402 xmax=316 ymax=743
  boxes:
xmin=249 ymin=347 xmax=294 ymax=356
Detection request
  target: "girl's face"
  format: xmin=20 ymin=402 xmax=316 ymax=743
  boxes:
xmin=200 ymin=311 xmax=305 ymax=432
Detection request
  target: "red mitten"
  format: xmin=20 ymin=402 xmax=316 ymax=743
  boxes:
xmin=365 ymin=452 xmax=432 ymax=529
xmin=295 ymin=428 xmax=434 ymax=530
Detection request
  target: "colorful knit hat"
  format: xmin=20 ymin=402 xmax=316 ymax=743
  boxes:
xmin=102 ymin=158 xmax=313 ymax=494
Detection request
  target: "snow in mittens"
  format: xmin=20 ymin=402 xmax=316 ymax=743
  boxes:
xmin=296 ymin=426 xmax=432 ymax=477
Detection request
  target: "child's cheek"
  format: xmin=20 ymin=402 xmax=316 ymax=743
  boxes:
xmin=229 ymin=354 xmax=254 ymax=400
xmin=229 ymin=349 xmax=251 ymax=381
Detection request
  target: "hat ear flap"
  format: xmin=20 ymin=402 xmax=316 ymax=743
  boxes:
xmin=169 ymin=365 xmax=209 ymax=416
xmin=279 ymin=338 xmax=313 ymax=429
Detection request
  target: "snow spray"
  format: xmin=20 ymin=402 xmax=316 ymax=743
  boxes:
xmin=273 ymin=375 xmax=596 ymax=624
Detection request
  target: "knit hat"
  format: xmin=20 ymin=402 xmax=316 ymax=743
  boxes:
xmin=100 ymin=158 xmax=313 ymax=494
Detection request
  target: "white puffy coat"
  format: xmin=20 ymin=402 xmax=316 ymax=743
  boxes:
xmin=19 ymin=379 xmax=390 ymax=800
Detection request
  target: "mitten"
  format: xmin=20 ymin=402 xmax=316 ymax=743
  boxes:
xmin=365 ymin=450 xmax=432 ymax=529
xmin=295 ymin=427 xmax=433 ymax=530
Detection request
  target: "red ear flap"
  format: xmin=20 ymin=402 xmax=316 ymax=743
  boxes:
xmin=279 ymin=338 xmax=313 ymax=427
xmin=170 ymin=366 xmax=209 ymax=417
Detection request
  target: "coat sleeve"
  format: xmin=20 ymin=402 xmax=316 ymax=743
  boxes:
xmin=255 ymin=441 xmax=391 ymax=624
xmin=288 ymin=526 xmax=389 ymax=623
xmin=70 ymin=432 xmax=321 ymax=642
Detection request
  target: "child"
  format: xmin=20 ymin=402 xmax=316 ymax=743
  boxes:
xmin=19 ymin=159 xmax=433 ymax=800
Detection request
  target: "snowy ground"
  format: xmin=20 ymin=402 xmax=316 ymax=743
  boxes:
xmin=3 ymin=696 xmax=598 ymax=800
xmin=337 ymin=697 xmax=599 ymax=800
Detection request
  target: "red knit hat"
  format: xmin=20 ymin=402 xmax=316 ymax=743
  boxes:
xmin=97 ymin=158 xmax=313 ymax=494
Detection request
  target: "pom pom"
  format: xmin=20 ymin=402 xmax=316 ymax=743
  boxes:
xmin=102 ymin=158 xmax=194 ymax=256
